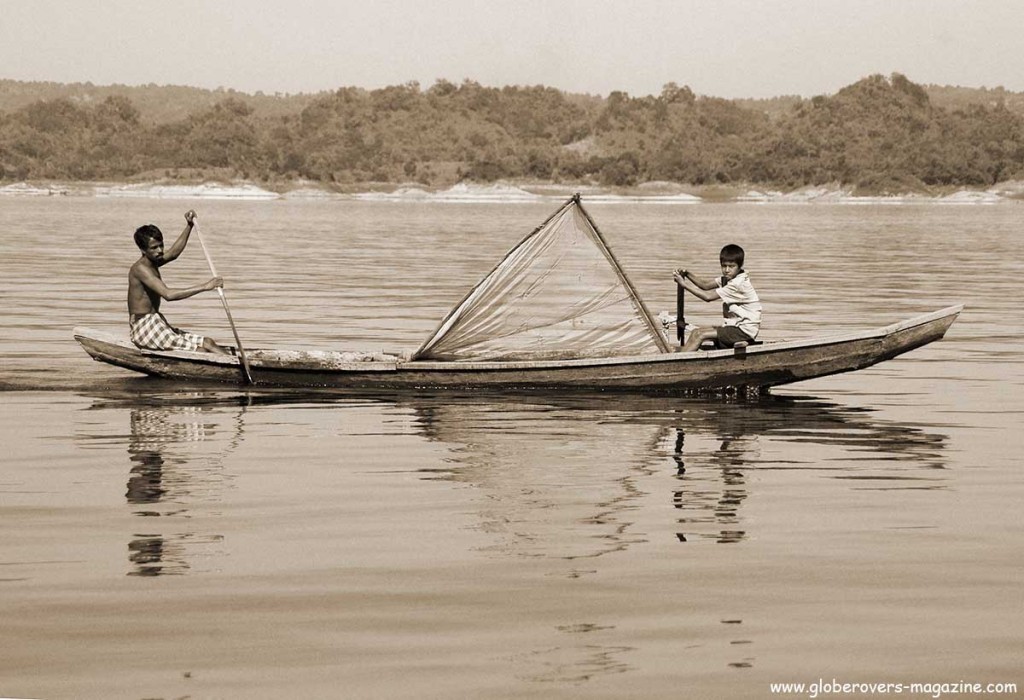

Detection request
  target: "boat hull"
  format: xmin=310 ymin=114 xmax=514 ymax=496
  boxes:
xmin=74 ymin=305 xmax=962 ymax=393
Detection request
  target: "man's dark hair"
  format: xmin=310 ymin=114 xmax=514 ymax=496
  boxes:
xmin=720 ymin=244 xmax=745 ymax=268
xmin=134 ymin=224 xmax=163 ymax=251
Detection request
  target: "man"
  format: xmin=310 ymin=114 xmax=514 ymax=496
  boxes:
xmin=127 ymin=209 xmax=230 ymax=354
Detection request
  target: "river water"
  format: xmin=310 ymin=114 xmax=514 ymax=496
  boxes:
xmin=0 ymin=196 xmax=1021 ymax=699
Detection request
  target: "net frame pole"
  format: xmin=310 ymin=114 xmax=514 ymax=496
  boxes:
xmin=574 ymin=198 xmax=672 ymax=354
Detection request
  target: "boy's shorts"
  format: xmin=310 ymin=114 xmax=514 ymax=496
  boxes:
xmin=716 ymin=325 xmax=754 ymax=348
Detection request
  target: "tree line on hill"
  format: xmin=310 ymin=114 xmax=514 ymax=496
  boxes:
xmin=1 ymin=73 xmax=1022 ymax=193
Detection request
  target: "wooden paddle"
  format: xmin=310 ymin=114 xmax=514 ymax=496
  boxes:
xmin=192 ymin=219 xmax=254 ymax=384
xmin=676 ymin=271 xmax=686 ymax=345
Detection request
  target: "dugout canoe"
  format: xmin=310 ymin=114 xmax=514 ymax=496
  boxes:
xmin=73 ymin=304 xmax=962 ymax=394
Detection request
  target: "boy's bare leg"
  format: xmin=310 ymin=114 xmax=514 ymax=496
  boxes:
xmin=680 ymin=326 xmax=718 ymax=352
xmin=202 ymin=337 xmax=232 ymax=355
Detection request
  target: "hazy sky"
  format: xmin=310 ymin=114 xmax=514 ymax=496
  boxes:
xmin=3 ymin=0 xmax=1022 ymax=98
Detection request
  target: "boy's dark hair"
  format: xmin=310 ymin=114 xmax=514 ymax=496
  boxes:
xmin=720 ymin=244 xmax=745 ymax=268
xmin=134 ymin=224 xmax=163 ymax=251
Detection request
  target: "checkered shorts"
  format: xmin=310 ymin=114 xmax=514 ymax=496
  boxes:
xmin=130 ymin=312 xmax=205 ymax=352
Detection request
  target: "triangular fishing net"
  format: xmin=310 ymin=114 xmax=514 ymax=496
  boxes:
xmin=414 ymin=197 xmax=669 ymax=361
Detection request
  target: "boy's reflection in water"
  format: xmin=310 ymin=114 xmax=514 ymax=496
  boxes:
xmin=672 ymin=427 xmax=752 ymax=544
xmin=669 ymin=396 xmax=948 ymax=546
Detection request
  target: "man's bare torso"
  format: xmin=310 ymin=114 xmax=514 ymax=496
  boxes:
xmin=128 ymin=258 xmax=162 ymax=316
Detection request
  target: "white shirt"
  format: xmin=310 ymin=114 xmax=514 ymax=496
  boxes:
xmin=716 ymin=271 xmax=762 ymax=339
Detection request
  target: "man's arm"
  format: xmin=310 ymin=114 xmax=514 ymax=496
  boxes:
xmin=161 ymin=210 xmax=197 ymax=264
xmin=673 ymin=272 xmax=721 ymax=302
xmin=136 ymin=264 xmax=222 ymax=301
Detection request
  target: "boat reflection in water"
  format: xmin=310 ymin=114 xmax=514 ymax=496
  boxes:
xmin=84 ymin=387 xmax=947 ymax=579
xmin=407 ymin=392 xmax=947 ymax=559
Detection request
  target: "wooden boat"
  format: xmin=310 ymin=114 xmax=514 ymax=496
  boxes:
xmin=73 ymin=304 xmax=962 ymax=394
xmin=75 ymin=195 xmax=962 ymax=394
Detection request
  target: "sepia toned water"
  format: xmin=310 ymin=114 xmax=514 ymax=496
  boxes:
xmin=1 ymin=196 xmax=1022 ymax=699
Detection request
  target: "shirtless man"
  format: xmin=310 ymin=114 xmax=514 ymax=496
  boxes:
xmin=128 ymin=209 xmax=230 ymax=355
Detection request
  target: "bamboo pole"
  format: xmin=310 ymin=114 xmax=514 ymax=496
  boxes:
xmin=193 ymin=221 xmax=254 ymax=384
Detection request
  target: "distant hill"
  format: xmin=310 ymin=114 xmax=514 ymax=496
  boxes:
xmin=0 ymin=79 xmax=320 ymax=123
xmin=5 ymin=77 xmax=1023 ymax=123
xmin=730 ymin=95 xmax=804 ymax=119
xmin=734 ymin=86 xmax=1024 ymax=119
xmin=924 ymin=84 xmax=1024 ymax=116
xmin=1 ymin=74 xmax=1022 ymax=192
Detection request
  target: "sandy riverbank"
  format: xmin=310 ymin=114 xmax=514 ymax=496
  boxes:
xmin=2 ymin=179 xmax=1022 ymax=204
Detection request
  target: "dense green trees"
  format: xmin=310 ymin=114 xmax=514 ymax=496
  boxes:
xmin=0 ymin=96 xmax=145 ymax=179
xmin=1 ymin=74 xmax=1022 ymax=191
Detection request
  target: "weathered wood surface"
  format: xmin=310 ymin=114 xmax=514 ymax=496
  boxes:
xmin=74 ymin=304 xmax=962 ymax=393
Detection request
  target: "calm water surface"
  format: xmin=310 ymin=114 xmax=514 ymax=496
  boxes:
xmin=1 ymin=197 xmax=1022 ymax=699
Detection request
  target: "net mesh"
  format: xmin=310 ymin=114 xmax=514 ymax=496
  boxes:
xmin=414 ymin=199 xmax=667 ymax=361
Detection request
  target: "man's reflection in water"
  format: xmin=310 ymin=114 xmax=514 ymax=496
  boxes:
xmin=125 ymin=404 xmax=227 ymax=576
xmin=126 ymin=422 xmax=171 ymax=576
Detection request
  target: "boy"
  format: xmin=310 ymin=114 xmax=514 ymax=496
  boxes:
xmin=128 ymin=209 xmax=230 ymax=355
xmin=673 ymin=244 xmax=762 ymax=352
